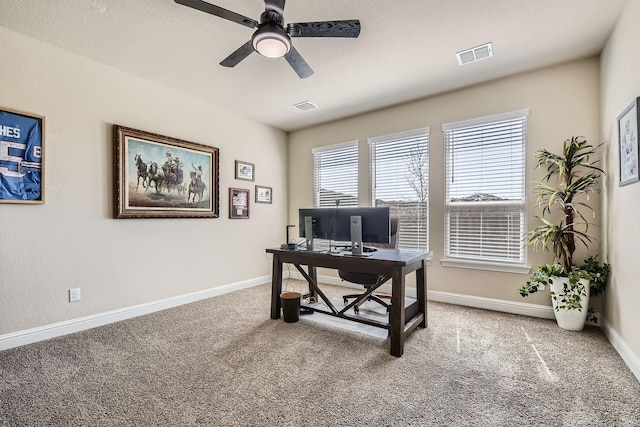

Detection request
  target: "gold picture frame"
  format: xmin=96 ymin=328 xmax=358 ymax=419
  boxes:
xmin=114 ymin=125 xmax=219 ymax=218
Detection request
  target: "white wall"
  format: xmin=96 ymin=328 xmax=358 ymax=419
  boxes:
xmin=0 ymin=27 xmax=287 ymax=336
xmin=288 ymin=57 xmax=601 ymax=307
xmin=600 ymin=0 xmax=640 ymax=362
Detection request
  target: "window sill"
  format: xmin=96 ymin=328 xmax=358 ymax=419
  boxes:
xmin=440 ymin=257 xmax=531 ymax=274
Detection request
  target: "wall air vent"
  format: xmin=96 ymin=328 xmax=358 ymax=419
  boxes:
xmin=456 ymin=42 xmax=493 ymax=65
xmin=292 ymin=101 xmax=318 ymax=112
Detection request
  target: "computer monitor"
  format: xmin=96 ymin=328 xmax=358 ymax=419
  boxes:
xmin=334 ymin=207 xmax=390 ymax=254
xmin=298 ymin=208 xmax=335 ymax=250
xmin=298 ymin=207 xmax=390 ymax=253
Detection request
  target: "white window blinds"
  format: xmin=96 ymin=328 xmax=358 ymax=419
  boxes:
xmin=369 ymin=128 xmax=429 ymax=250
xmin=312 ymin=141 xmax=359 ymax=208
xmin=443 ymin=110 xmax=528 ymax=264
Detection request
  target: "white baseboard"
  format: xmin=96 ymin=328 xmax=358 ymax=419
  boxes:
xmin=0 ymin=275 xmax=270 ymax=351
xmin=601 ymin=319 xmax=640 ymax=383
xmin=426 ymin=289 xmax=556 ymax=320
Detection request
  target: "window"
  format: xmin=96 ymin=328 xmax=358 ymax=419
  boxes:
xmin=312 ymin=141 xmax=358 ymax=208
xmin=442 ymin=109 xmax=528 ymax=271
xmin=369 ymin=128 xmax=429 ymax=250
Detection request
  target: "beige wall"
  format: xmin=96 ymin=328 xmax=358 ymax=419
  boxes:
xmin=0 ymin=27 xmax=287 ymax=335
xmin=600 ymin=0 xmax=640 ymax=360
xmin=289 ymin=57 xmax=601 ymax=305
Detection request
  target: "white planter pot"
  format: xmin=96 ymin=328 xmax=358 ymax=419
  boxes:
xmin=549 ymin=276 xmax=590 ymax=331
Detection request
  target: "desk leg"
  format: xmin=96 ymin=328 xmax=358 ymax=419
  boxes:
xmin=416 ymin=259 xmax=427 ymax=328
xmin=389 ymin=266 xmax=406 ymax=357
xmin=270 ymin=254 xmax=283 ymax=319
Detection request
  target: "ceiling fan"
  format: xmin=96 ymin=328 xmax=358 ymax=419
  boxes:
xmin=174 ymin=0 xmax=361 ymax=78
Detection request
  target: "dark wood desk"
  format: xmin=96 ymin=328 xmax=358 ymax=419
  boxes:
xmin=266 ymin=247 xmax=428 ymax=357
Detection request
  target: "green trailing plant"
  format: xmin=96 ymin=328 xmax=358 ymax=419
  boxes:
xmin=520 ymin=136 xmax=610 ymax=311
xmin=519 ymin=256 xmax=609 ymax=312
xmin=581 ymin=255 xmax=611 ymax=297
xmin=519 ymin=262 xmax=563 ymax=297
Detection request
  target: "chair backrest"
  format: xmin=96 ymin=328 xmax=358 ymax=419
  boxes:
xmin=367 ymin=216 xmax=399 ymax=249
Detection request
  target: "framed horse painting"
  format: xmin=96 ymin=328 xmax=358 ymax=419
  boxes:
xmin=113 ymin=125 xmax=219 ymax=218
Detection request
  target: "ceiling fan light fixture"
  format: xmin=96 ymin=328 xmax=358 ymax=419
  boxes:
xmin=252 ymin=25 xmax=291 ymax=58
xmin=174 ymin=0 xmax=361 ymax=78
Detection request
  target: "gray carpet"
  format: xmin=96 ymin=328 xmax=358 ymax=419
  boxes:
xmin=1 ymin=283 xmax=639 ymax=426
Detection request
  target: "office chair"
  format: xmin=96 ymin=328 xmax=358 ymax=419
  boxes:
xmin=339 ymin=216 xmax=399 ymax=314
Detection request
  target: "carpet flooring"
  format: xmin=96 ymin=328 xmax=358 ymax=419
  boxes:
xmin=1 ymin=283 xmax=639 ymax=426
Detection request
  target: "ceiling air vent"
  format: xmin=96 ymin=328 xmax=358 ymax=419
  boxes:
xmin=292 ymin=101 xmax=318 ymax=112
xmin=456 ymin=42 xmax=493 ymax=65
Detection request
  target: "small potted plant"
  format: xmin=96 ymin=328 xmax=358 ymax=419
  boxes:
xmin=519 ymin=136 xmax=610 ymax=330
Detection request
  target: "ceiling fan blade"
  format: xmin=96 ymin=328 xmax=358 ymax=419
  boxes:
xmin=174 ymin=0 xmax=258 ymax=29
xmin=264 ymin=0 xmax=286 ymax=15
xmin=220 ymin=40 xmax=255 ymax=67
xmin=288 ymin=20 xmax=361 ymax=38
xmin=284 ymin=47 xmax=314 ymax=79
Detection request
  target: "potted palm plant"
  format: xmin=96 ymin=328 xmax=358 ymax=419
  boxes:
xmin=519 ymin=136 xmax=610 ymax=330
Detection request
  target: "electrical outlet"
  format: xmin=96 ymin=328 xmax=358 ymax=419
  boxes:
xmin=69 ymin=288 xmax=81 ymax=302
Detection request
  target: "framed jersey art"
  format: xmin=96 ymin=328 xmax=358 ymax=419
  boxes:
xmin=0 ymin=108 xmax=45 ymax=204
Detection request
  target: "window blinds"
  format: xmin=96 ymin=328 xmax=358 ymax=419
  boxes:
xmin=443 ymin=110 xmax=528 ymax=263
xmin=369 ymin=128 xmax=429 ymax=250
xmin=312 ymin=141 xmax=359 ymax=208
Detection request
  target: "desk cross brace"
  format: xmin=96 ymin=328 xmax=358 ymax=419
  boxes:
xmin=293 ymin=264 xmax=335 ymax=312
xmin=293 ymin=263 xmax=390 ymax=330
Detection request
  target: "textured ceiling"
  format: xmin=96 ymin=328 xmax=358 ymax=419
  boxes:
xmin=0 ymin=0 xmax=627 ymax=131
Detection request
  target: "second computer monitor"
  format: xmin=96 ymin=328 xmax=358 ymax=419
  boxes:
xmin=335 ymin=207 xmax=390 ymax=254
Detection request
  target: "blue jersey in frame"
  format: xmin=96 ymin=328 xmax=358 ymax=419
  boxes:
xmin=0 ymin=110 xmax=43 ymax=200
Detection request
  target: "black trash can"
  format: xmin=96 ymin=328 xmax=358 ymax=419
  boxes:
xmin=280 ymin=291 xmax=301 ymax=323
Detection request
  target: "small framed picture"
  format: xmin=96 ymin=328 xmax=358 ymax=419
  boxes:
xmin=617 ymin=97 xmax=640 ymax=186
xmin=255 ymin=185 xmax=272 ymax=204
xmin=0 ymin=107 xmax=45 ymax=204
xmin=229 ymin=187 xmax=250 ymax=219
xmin=235 ymin=160 xmax=255 ymax=181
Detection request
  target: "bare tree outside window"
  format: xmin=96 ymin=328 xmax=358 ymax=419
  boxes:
xmin=405 ymin=145 xmax=429 ymax=203
xmin=369 ymin=129 xmax=429 ymax=250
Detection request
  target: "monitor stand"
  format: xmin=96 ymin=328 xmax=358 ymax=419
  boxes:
xmin=304 ymin=216 xmax=314 ymax=251
xmin=350 ymin=215 xmax=363 ymax=256
xmin=341 ymin=215 xmax=374 ymax=257
xmin=304 ymin=216 xmax=326 ymax=252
